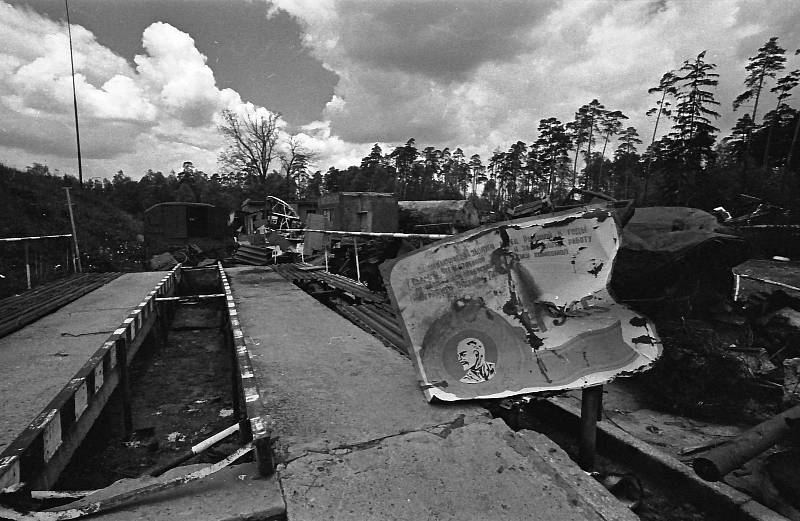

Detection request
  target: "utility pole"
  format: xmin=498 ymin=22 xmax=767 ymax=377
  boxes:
xmin=64 ymin=188 xmax=83 ymax=272
xmin=65 ymin=0 xmax=83 ymax=188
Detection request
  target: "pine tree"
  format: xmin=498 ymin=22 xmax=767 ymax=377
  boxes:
xmin=614 ymin=127 xmax=642 ymax=199
xmin=667 ymin=51 xmax=721 ymax=203
xmin=533 ymin=118 xmax=572 ymax=197
xmin=643 ymin=70 xmax=678 ymax=202
xmin=763 ymin=69 xmax=800 ymax=169
xmin=733 ymin=37 xmax=787 ymax=124
xmin=596 ymin=110 xmax=628 ymax=190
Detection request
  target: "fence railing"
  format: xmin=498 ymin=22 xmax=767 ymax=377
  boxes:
xmin=0 ymin=234 xmax=77 ymax=292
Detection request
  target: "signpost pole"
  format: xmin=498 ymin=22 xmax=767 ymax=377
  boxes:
xmin=25 ymin=242 xmax=31 ymax=290
xmin=578 ymin=385 xmax=603 ymax=471
xmin=353 ymin=237 xmax=361 ymax=283
xmin=64 ymin=188 xmax=82 ymax=272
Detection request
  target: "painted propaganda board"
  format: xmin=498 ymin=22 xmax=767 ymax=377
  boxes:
xmin=382 ymin=205 xmax=661 ymax=402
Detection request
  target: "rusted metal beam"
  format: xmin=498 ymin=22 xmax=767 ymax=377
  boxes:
xmin=693 ymin=404 xmax=800 ymax=481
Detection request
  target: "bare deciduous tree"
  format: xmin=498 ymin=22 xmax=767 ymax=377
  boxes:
xmin=280 ymin=135 xmax=319 ymax=186
xmin=218 ymin=108 xmax=281 ymax=182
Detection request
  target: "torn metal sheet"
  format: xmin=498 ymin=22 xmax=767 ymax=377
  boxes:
xmin=621 ymin=206 xmax=739 ymax=254
xmin=383 ymin=206 xmax=661 ymax=402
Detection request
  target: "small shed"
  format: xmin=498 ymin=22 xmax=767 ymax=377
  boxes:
xmin=292 ymin=200 xmax=318 ymax=224
xmin=317 ymin=192 xmax=398 ymax=233
xmin=398 ymin=200 xmax=480 ymax=234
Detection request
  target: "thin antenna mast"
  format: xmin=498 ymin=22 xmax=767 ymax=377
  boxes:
xmin=65 ymin=0 xmax=83 ymax=188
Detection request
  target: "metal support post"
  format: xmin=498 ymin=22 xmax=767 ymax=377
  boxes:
xmin=353 ymin=237 xmax=361 ymax=283
xmin=579 ymin=385 xmax=603 ymax=471
xmin=64 ymin=188 xmax=82 ymax=272
xmin=25 ymin=242 xmax=31 ymax=290
xmin=254 ymin=436 xmax=274 ymax=477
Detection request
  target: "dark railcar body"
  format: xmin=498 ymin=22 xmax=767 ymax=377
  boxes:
xmin=144 ymin=202 xmax=231 ymax=255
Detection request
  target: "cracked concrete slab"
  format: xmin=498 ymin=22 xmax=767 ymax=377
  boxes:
xmin=227 ymin=267 xmax=486 ymax=454
xmin=279 ymin=420 xmax=639 ymax=521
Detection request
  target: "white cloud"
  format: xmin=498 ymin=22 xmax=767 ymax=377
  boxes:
xmin=0 ymin=2 xmax=293 ymax=178
xmin=296 ymin=119 xmax=368 ymax=169
xmin=270 ymin=0 xmax=800 ymax=163
xmin=134 ymin=22 xmax=225 ymax=127
xmin=2 ymin=0 xmax=800 ymax=182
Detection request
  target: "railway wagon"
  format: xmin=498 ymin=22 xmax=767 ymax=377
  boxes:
xmin=144 ymin=202 xmax=231 ymax=258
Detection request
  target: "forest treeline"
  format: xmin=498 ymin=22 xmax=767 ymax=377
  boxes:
xmin=10 ymin=38 xmax=800 ymax=221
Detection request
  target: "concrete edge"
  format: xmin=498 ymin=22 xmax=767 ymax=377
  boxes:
xmin=503 ymin=428 xmax=640 ymax=521
xmin=541 ymin=397 xmax=791 ymax=521
xmin=218 ymin=506 xmax=286 ymax=521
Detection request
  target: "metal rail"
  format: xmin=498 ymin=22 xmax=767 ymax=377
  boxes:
xmin=0 ymin=273 xmax=122 ymax=339
xmin=0 ymin=234 xmax=72 ymax=242
xmin=300 ymin=229 xmax=451 ymax=239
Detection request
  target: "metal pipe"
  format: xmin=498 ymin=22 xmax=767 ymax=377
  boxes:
xmin=155 ymin=293 xmax=226 ymax=302
xmin=149 ymin=423 xmax=240 ymax=477
xmin=0 ymin=234 xmax=72 ymax=242
xmin=299 ymin=229 xmax=450 ymax=239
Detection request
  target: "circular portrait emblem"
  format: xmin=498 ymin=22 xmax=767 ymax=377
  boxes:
xmin=452 ymin=334 xmax=496 ymax=384
xmin=421 ymin=297 xmax=531 ymax=395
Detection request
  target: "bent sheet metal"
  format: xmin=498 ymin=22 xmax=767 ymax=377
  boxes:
xmin=382 ymin=205 xmax=661 ymax=402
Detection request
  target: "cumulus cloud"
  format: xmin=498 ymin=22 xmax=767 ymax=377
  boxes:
xmin=134 ymin=22 xmax=230 ymax=127
xmin=2 ymin=0 xmax=800 ymax=181
xmin=295 ymin=119 xmax=369 ymax=169
xmin=271 ymin=0 xmax=800 ymax=159
xmin=0 ymin=2 xmax=285 ymax=178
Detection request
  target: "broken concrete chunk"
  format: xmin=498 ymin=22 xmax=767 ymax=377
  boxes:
xmin=150 ymin=252 xmax=178 ymax=270
xmin=784 ymin=358 xmax=800 ymax=404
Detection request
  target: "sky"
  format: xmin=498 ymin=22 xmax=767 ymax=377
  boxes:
xmin=1 ymin=0 xmax=799 ymax=182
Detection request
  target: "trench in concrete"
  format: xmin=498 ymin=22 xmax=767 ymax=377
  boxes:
xmin=53 ymin=266 xmax=244 ymax=492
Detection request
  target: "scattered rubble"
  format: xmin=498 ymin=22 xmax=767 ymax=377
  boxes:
xmin=149 ymin=252 xmax=178 ymax=270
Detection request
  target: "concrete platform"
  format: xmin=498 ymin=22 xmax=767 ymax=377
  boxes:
xmin=227 ymin=267 xmax=484 ymax=454
xmin=0 ymin=272 xmax=167 ymax=453
xmin=280 ymin=421 xmax=633 ymax=521
xmin=227 ymin=266 xmax=638 ymax=521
